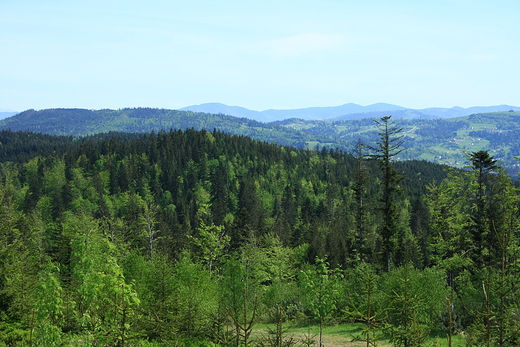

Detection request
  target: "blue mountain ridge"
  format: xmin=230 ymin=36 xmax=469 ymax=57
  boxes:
xmin=181 ymin=103 xmax=520 ymax=122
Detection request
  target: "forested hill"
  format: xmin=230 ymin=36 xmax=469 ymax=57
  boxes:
xmin=3 ymin=108 xmax=520 ymax=174
xmin=0 ymin=128 xmax=448 ymax=266
xmin=3 ymin=128 xmax=520 ymax=345
xmin=0 ymin=107 xmax=341 ymax=149
xmin=277 ymin=111 xmax=520 ymax=174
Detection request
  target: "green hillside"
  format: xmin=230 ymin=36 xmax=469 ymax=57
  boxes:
xmin=0 ymin=108 xmax=343 ymax=149
xmin=2 ymin=108 xmax=520 ymax=173
xmin=277 ymin=111 xmax=520 ymax=173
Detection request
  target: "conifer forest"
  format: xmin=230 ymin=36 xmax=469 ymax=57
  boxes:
xmin=1 ymin=116 xmax=520 ymax=346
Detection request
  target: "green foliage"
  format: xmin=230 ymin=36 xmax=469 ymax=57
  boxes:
xmin=172 ymin=251 xmax=218 ymax=338
xmin=66 ymin=212 xmax=140 ymax=345
xmin=124 ymin=251 xmax=178 ymax=341
xmin=0 ymin=188 xmax=38 ymax=324
xmin=256 ymin=306 xmax=297 ymax=347
xmin=426 ymin=172 xmax=473 ymax=275
xmin=343 ymin=262 xmax=385 ymax=346
xmin=366 ymin=116 xmax=405 ymax=272
xmin=0 ymin=322 xmax=30 ymax=347
xmin=33 ymin=321 xmax=62 ymax=347
xmin=381 ymin=266 xmax=448 ymax=327
xmin=300 ymin=258 xmax=342 ymax=346
xmin=0 ymin=108 xmax=336 ymax=150
xmin=191 ymin=218 xmax=230 ymax=275
xmin=32 ymin=262 xmax=63 ymax=346
xmin=2 ymin=126 xmax=520 ymax=346
xmin=218 ymin=255 xmax=259 ymax=346
xmin=243 ymin=233 xmax=295 ymax=287
xmin=6 ymin=109 xmax=520 ymax=173
xmin=388 ymin=270 xmax=427 ymax=346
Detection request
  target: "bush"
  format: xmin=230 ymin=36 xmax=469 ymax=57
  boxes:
xmin=0 ymin=322 xmax=30 ymax=347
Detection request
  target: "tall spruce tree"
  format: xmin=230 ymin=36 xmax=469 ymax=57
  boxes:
xmin=425 ymin=172 xmax=473 ymax=288
xmin=467 ymin=150 xmax=497 ymax=266
xmin=353 ymin=139 xmax=369 ymax=262
xmin=366 ymin=116 xmax=405 ymax=272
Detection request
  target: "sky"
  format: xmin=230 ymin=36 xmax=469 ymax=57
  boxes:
xmin=1 ymin=0 xmax=520 ymax=112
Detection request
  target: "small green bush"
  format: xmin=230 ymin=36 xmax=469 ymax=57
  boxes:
xmin=0 ymin=322 xmax=30 ymax=347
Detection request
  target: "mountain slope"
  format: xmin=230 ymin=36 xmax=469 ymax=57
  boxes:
xmin=418 ymin=105 xmax=520 ymax=118
xmin=278 ymin=111 xmax=520 ymax=173
xmin=179 ymin=103 xmax=262 ymax=120
xmin=0 ymin=107 xmax=343 ymax=149
xmin=3 ymin=107 xmax=520 ymax=174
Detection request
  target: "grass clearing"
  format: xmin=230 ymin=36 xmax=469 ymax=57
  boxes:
xmin=250 ymin=322 xmax=466 ymax=347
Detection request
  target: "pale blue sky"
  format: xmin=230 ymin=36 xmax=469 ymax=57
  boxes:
xmin=1 ymin=0 xmax=519 ymax=112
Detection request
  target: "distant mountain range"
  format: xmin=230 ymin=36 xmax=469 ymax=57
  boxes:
xmin=3 ymin=103 xmax=519 ymax=123
xmin=181 ymin=103 xmax=520 ymax=122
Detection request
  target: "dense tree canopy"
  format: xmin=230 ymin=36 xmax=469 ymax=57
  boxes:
xmin=1 ymin=127 xmax=520 ymax=346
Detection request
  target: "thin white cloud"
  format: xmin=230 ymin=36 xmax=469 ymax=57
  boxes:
xmin=260 ymin=33 xmax=344 ymax=58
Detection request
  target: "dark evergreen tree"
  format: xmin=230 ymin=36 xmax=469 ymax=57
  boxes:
xmin=366 ymin=116 xmax=405 ymax=272
xmin=467 ymin=150 xmax=497 ymax=266
xmin=352 ymin=139 xmax=369 ymax=262
xmin=210 ymin=157 xmax=230 ymax=225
